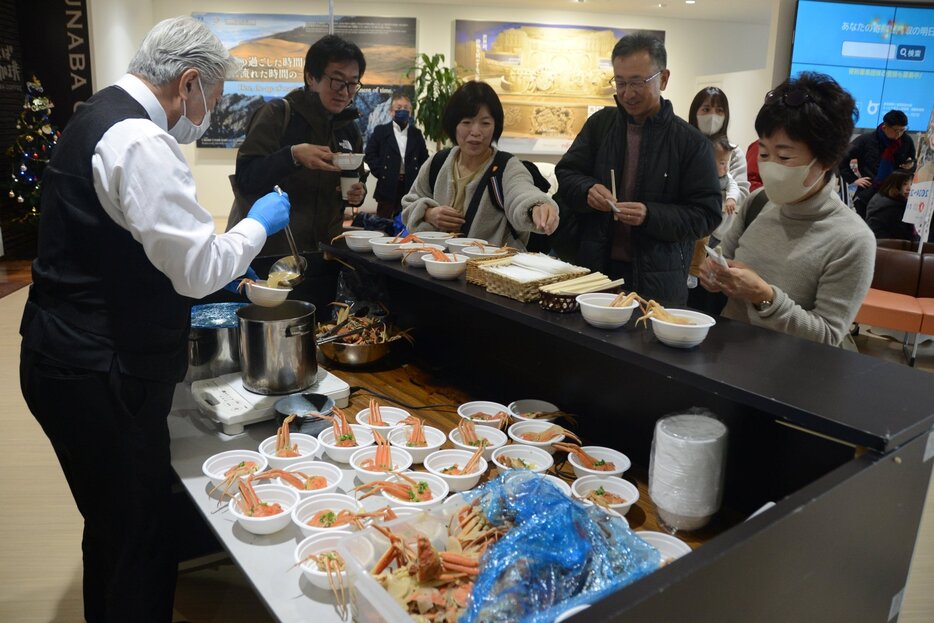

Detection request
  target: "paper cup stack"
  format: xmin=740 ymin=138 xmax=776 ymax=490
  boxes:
xmin=649 ymin=413 xmax=727 ymax=531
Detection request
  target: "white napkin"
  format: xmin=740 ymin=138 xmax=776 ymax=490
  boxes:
xmin=510 ymin=253 xmax=577 ymax=275
xmin=486 ymin=265 xmax=552 ymax=283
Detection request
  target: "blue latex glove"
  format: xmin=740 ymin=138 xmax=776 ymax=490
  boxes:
xmin=223 ymin=266 xmax=259 ymax=293
xmin=247 ymin=190 xmax=290 ymax=235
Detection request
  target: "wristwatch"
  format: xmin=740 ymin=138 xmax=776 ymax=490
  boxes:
xmin=290 ymin=145 xmax=301 ymax=167
xmin=753 ymin=298 xmax=773 ymax=312
xmin=527 ymin=205 xmax=536 ymax=221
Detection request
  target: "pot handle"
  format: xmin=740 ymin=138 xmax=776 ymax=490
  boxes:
xmin=285 ymin=322 xmax=315 ymax=338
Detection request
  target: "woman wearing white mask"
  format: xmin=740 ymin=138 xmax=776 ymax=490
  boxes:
xmin=698 ymin=73 xmax=875 ymax=349
xmin=688 ymin=87 xmax=750 ymax=212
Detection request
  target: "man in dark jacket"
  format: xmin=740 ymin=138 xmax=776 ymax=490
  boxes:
xmin=555 ymin=32 xmax=721 ymax=306
xmin=230 ymin=35 xmax=367 ymax=314
xmin=365 ymin=93 xmax=429 ymax=218
xmin=838 ymin=109 xmax=917 ymax=220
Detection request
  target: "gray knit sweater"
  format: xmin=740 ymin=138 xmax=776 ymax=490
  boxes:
xmin=400 ymin=146 xmax=557 ymax=248
xmin=719 ymin=183 xmax=875 ymax=347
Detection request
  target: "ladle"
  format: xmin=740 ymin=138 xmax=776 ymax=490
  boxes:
xmin=268 ymin=185 xmax=307 ymax=288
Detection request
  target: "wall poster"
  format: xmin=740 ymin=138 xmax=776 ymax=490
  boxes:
xmin=454 ymin=20 xmax=665 ymax=154
xmin=193 ymin=13 xmax=417 ymax=148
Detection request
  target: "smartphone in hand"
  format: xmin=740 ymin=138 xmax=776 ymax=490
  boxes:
xmin=705 ymin=245 xmax=729 ymax=269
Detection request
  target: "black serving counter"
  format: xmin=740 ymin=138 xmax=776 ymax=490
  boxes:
xmin=323 ymin=242 xmax=934 ymax=623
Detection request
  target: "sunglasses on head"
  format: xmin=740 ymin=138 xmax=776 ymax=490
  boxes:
xmin=764 ymin=88 xmax=813 ymax=108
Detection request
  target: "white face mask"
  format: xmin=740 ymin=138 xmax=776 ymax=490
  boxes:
xmin=169 ymin=76 xmax=211 ymax=144
xmin=696 ymin=113 xmax=725 ymax=136
xmin=759 ymin=157 xmax=824 ymax=205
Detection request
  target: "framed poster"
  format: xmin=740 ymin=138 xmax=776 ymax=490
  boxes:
xmin=193 ymin=13 xmax=417 ymax=148
xmin=454 ymin=20 xmax=664 ymax=153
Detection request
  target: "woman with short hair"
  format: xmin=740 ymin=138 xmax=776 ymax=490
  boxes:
xmin=699 ymin=72 xmax=875 ymax=349
xmin=401 ymin=81 xmax=558 ymax=246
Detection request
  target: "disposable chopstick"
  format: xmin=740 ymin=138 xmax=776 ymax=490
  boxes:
xmin=553 ymin=277 xmax=626 ymax=296
xmin=540 ymin=273 xmax=608 ymax=292
xmin=610 ymin=169 xmax=617 ymax=200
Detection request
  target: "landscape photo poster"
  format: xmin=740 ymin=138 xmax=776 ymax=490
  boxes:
xmin=454 ymin=20 xmax=664 ymax=153
xmin=193 ymin=13 xmax=417 ymax=148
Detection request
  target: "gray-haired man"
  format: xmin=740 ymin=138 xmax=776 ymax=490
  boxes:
xmin=19 ymin=16 xmax=289 ymax=621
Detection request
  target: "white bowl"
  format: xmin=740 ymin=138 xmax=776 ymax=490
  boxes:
xmin=576 ymin=293 xmax=639 ymax=329
xmin=457 ymin=401 xmax=511 ymax=428
xmin=423 ymin=253 xmax=468 ymax=280
xmin=554 ymin=604 xmax=591 ymax=623
xmin=294 ymin=530 xmax=374 ymax=592
xmin=387 ymin=425 xmax=446 ymax=464
xmin=332 ymin=153 xmax=365 ymax=170
xmin=202 ymin=449 xmax=268 ymax=491
xmin=354 ymin=406 xmax=410 ymax=433
xmin=448 ymin=424 xmax=508 ymax=461
xmin=413 ymin=231 xmax=454 ymax=245
xmin=423 ymin=449 xmax=488 ymax=492
xmin=571 ymin=475 xmax=639 ymax=515
xmin=366 ymin=471 xmax=449 ymax=509
xmin=542 ymin=474 xmax=573 ymax=497
xmin=564 ymin=445 xmax=631 ymax=478
xmin=461 ymin=245 xmax=510 ymax=259
xmin=227 ymin=483 xmax=299 ymax=535
xmin=369 ymin=236 xmax=406 ymax=260
xmin=244 ymin=280 xmax=291 ymax=307
xmin=349 ymin=445 xmax=414 ymax=484
xmin=507 ymin=421 xmax=573 ymax=455
xmin=291 ymin=493 xmax=364 ymax=538
xmin=399 ymin=243 xmax=446 ymax=268
xmin=317 ymin=424 xmax=375 ymax=463
xmin=637 ymin=531 xmax=692 ymax=565
xmin=508 ymin=399 xmax=561 ymax=423
xmin=491 ymin=445 xmax=554 ymax=474
xmin=342 ymin=230 xmax=383 ymax=252
xmin=445 ymin=237 xmax=487 ymax=255
xmin=258 ymin=433 xmax=319 ymax=470
xmin=275 ymin=460 xmax=343 ymax=498
xmin=649 ymin=309 xmax=716 ymax=348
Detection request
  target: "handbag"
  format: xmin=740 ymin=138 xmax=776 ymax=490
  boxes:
xmin=225 ymin=99 xmax=292 ymax=231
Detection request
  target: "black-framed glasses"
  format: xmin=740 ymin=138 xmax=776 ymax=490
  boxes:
xmin=764 ymin=88 xmax=813 ymax=108
xmin=323 ymin=74 xmax=363 ymax=95
xmin=609 ymin=70 xmax=662 ymax=92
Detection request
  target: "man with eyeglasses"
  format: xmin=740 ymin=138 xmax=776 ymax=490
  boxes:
xmin=838 ymin=109 xmax=916 ymax=220
xmin=554 ymin=32 xmax=721 ymax=306
xmin=230 ymin=34 xmax=367 ymax=314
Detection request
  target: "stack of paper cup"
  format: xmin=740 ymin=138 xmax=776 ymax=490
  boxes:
xmin=649 ymin=413 xmax=728 ymax=531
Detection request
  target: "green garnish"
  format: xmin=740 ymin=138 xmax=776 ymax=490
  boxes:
xmin=338 ymin=433 xmax=355 ymax=442
xmin=593 ymin=459 xmax=606 ymax=467
xmin=417 ymin=481 xmax=429 ymax=493
xmin=319 ymin=511 xmax=336 ymax=527
xmin=595 ymin=486 xmax=606 ymax=496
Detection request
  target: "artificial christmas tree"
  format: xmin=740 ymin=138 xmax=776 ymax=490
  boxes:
xmin=6 ymin=75 xmax=59 ymax=223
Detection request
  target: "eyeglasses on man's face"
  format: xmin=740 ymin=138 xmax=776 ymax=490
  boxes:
xmin=609 ymin=70 xmax=662 ymax=92
xmin=323 ymin=74 xmax=363 ymax=95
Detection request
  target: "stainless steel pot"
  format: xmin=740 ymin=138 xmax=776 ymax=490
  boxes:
xmin=186 ymin=303 xmax=247 ymax=382
xmin=237 ymin=301 xmax=318 ymax=395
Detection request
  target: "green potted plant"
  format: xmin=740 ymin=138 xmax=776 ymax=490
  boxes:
xmin=406 ymin=53 xmax=462 ymax=151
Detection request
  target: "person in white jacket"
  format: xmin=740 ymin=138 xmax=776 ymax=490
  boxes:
xmin=688 ymin=87 xmax=750 ymax=212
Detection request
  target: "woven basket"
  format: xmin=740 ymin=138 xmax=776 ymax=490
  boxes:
xmin=465 ymin=249 xmax=518 ymax=286
xmin=539 ymin=285 xmax=624 ymax=313
xmin=478 ymin=256 xmax=590 ymax=303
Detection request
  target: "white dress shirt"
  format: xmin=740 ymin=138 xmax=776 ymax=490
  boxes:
xmin=393 ymin=121 xmax=408 ymax=174
xmin=91 ymin=74 xmax=266 ymax=299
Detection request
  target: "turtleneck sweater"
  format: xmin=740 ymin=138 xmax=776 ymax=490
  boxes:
xmin=719 ymin=183 xmax=875 ymax=347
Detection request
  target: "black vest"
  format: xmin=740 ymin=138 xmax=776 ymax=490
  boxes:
xmin=21 ymin=85 xmax=193 ymax=382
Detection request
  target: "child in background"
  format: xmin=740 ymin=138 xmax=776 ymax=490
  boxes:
xmin=710 ymin=136 xmax=740 ymax=245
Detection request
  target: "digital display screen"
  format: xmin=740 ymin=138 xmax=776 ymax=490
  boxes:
xmin=791 ymin=1 xmax=933 ymax=129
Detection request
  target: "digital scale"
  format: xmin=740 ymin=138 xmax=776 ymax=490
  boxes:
xmin=190 ymin=368 xmax=350 ymax=435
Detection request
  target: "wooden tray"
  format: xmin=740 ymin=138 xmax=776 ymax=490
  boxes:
xmin=478 ymin=256 xmax=590 ymax=303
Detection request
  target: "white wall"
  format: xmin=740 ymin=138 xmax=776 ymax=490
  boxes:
xmin=90 ymin=0 xmax=775 ymax=220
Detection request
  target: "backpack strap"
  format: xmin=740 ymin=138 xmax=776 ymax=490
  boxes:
xmin=484 ymin=151 xmax=520 ymax=240
xmin=428 ymin=148 xmax=453 ymax=194
xmin=743 ymin=189 xmax=769 ymax=229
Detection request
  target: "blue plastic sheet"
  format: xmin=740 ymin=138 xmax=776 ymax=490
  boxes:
xmin=460 ymin=471 xmax=660 ymax=623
